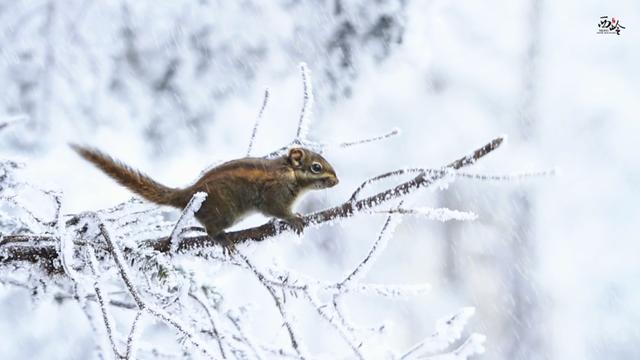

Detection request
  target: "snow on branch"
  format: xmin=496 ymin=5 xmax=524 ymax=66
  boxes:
xmin=169 ymin=191 xmax=207 ymax=255
xmin=338 ymin=127 xmax=401 ymax=148
xmin=295 ymin=62 xmax=313 ymax=141
xmin=339 ymin=210 xmax=402 ymax=287
xmin=369 ymin=207 xmax=478 ymax=222
xmin=264 ymin=67 xmax=398 ymax=157
xmin=247 ymin=88 xmax=270 ymax=156
xmin=0 ymin=69 xmax=550 ymax=358
xmin=0 ymin=135 xmax=506 ymax=272
xmin=399 ymin=307 xmax=485 ymax=360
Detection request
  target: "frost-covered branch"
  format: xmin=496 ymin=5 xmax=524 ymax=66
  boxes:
xmin=400 ymin=307 xmax=485 ymax=360
xmin=338 ymin=127 xmax=401 ymax=148
xmin=97 ymin=222 xmax=216 ymax=359
xmin=238 ymin=252 xmax=306 ymax=358
xmin=339 ymin=210 xmax=402 ymax=287
xmin=295 ymin=62 xmax=313 ymax=141
xmin=125 ymin=311 xmax=144 ymax=360
xmin=189 ymin=292 xmax=227 ymax=359
xmin=153 ymin=136 xmax=504 ymax=253
xmin=369 ymin=207 xmax=478 ymax=222
xmin=247 ymin=88 xmax=270 ymax=156
xmin=169 ymin=192 xmax=207 ymax=255
xmin=88 ymin=247 xmax=125 ymax=359
xmin=0 ymin=136 xmax=505 ymax=271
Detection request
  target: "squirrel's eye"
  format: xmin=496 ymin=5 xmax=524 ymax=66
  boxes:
xmin=310 ymin=162 xmax=323 ymax=174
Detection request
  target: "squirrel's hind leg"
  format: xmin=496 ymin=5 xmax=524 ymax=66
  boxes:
xmin=196 ymin=210 xmax=237 ymax=255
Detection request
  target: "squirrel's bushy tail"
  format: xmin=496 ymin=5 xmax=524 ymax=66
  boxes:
xmin=71 ymin=144 xmax=188 ymax=208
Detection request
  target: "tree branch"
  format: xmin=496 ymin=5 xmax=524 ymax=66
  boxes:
xmin=155 ymin=136 xmax=503 ymax=252
xmin=0 ymin=136 xmax=503 ymax=272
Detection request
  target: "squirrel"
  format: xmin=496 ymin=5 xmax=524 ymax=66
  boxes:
xmin=71 ymin=145 xmax=339 ymax=252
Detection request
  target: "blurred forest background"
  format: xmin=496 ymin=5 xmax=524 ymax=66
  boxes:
xmin=1 ymin=0 xmax=639 ymax=359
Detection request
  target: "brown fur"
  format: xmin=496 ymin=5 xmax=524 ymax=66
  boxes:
xmin=71 ymin=145 xmax=338 ymax=247
xmin=71 ymin=144 xmax=188 ymax=207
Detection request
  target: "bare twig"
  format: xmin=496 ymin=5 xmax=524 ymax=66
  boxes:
xmin=399 ymin=307 xmax=478 ymax=359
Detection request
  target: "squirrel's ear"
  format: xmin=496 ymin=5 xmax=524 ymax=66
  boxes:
xmin=288 ymin=148 xmax=306 ymax=167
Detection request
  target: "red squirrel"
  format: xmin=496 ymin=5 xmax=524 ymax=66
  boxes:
xmin=72 ymin=145 xmax=338 ymax=251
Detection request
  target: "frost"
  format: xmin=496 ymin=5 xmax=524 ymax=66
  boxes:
xmin=246 ymin=88 xmax=270 ymax=156
xmin=0 ymin=69 xmax=530 ymax=358
xmin=455 ymin=169 xmax=556 ymax=182
xmin=375 ymin=207 xmax=479 ymax=222
xmin=340 ymin=212 xmax=404 ymax=286
xmin=400 ymin=307 xmax=482 ymax=359
xmin=426 ymin=334 xmax=487 ymax=360
xmin=170 ymin=191 xmax=207 ymax=255
xmin=338 ymin=127 xmax=401 ymax=149
xmin=346 ymin=283 xmax=431 ymax=297
xmin=295 ymin=62 xmax=314 ymax=142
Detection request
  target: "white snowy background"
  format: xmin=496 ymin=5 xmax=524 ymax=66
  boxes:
xmin=1 ymin=0 xmax=639 ymax=359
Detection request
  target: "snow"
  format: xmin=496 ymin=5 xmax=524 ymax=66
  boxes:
xmin=169 ymin=191 xmax=207 ymax=255
xmin=1 ymin=1 xmax=638 ymax=359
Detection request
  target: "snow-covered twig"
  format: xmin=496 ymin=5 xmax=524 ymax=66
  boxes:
xmin=0 ymin=65 xmax=542 ymax=360
xmin=303 ymin=289 xmax=365 ymax=360
xmin=400 ymin=307 xmax=480 ymax=359
xmin=0 ymin=136 xmax=506 ymax=269
xmin=338 ymin=127 xmax=400 ymax=148
xmin=238 ymin=252 xmax=306 ymax=358
xmin=189 ymin=292 xmax=227 ymax=359
xmin=169 ymin=192 xmax=207 ymax=255
xmin=339 ymin=210 xmax=402 ymax=287
xmin=455 ymin=168 xmax=556 ymax=181
xmin=425 ymin=333 xmax=486 ymax=360
xmin=87 ymin=247 xmax=125 ymax=359
xmin=97 ymin=222 xmax=216 ymax=359
xmin=339 ymin=283 xmax=431 ymax=297
xmin=369 ymin=207 xmax=478 ymax=222
xmin=225 ymin=310 xmax=264 ymax=360
xmin=295 ymin=62 xmax=313 ymax=141
xmin=125 ymin=311 xmax=145 ymax=360
xmin=349 ymin=167 xmax=554 ymax=203
xmin=247 ymin=88 xmax=270 ymax=156
xmin=349 ymin=168 xmax=431 ymax=202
